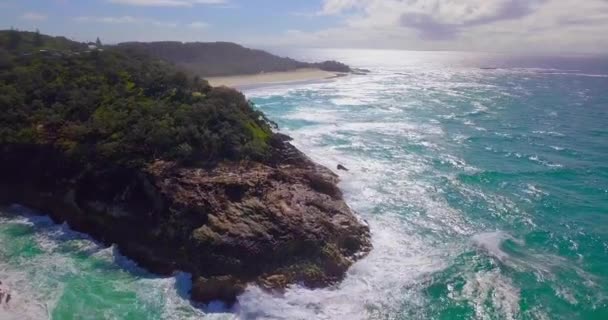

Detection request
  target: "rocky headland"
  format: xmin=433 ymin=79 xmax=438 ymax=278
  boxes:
xmin=0 ymin=135 xmax=371 ymax=303
xmin=0 ymin=30 xmax=371 ymax=304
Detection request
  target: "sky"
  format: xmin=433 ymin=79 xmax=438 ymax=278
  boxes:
xmin=1 ymin=0 xmax=608 ymax=54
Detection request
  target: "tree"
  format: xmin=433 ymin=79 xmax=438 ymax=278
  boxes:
xmin=96 ymin=37 xmax=102 ymax=47
xmin=172 ymin=71 xmax=188 ymax=87
xmin=34 ymin=29 xmax=43 ymax=46
xmin=0 ymin=49 xmax=12 ymax=69
xmin=7 ymin=27 xmax=21 ymax=50
xmin=0 ymin=36 xmax=274 ymax=166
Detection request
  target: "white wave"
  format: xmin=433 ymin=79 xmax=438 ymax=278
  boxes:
xmin=463 ymin=119 xmax=475 ymax=126
xmin=469 ymin=229 xmax=598 ymax=300
xmin=438 ymin=154 xmax=479 ymax=173
xmin=541 ymin=72 xmax=608 ymax=78
xmin=494 ymin=132 xmax=513 ymax=138
xmin=462 ymin=233 xmax=535 ymax=319
xmin=0 ymin=269 xmax=54 ymax=320
xmin=528 ymin=155 xmax=563 ymax=168
xmin=231 ymin=87 xmax=482 ymax=318
xmin=0 ymin=210 xmax=63 ymax=320
xmin=0 ymin=207 xmax=212 ymax=320
xmin=205 ymin=58 xmax=606 ymax=319
xmin=468 ymin=101 xmax=490 ymax=116
xmin=532 ymin=130 xmax=565 ymax=137
xmin=471 ymin=231 xmax=514 ymax=262
xmin=460 ymin=269 xmax=521 ymax=320
xmin=283 ymin=108 xmax=340 ymax=124
xmin=451 ymin=134 xmax=470 ymax=144
xmin=506 ymin=68 xmax=608 ymax=78
xmin=330 ymin=97 xmax=368 ymax=106
xmin=286 ymin=126 xmax=474 ymax=238
xmin=236 ymin=213 xmax=449 ymax=320
xmin=512 ymin=67 xmax=580 ymax=72
xmin=523 ymin=184 xmax=548 ymax=198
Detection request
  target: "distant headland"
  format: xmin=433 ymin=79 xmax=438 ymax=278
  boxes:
xmin=116 ymin=41 xmax=353 ymax=87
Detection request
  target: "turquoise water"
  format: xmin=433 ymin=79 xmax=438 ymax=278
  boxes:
xmin=1 ymin=50 xmax=608 ymax=319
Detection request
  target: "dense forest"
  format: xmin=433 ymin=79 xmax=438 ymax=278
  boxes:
xmin=116 ymin=41 xmax=351 ymax=76
xmin=0 ymin=30 xmax=275 ymax=167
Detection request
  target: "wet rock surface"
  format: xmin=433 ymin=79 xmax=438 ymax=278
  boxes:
xmin=0 ymin=137 xmax=371 ymax=303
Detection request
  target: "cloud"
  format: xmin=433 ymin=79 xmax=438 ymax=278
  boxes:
xmin=320 ymin=0 xmax=365 ymax=15
xmin=299 ymin=0 xmax=608 ymax=53
xmin=322 ymin=0 xmax=544 ymax=29
xmin=75 ymin=16 xmax=177 ymax=28
xmin=108 ymin=0 xmax=227 ymax=7
xmin=397 ymin=0 xmax=544 ymax=39
xmin=188 ymin=21 xmax=208 ymax=29
xmin=21 ymin=12 xmax=48 ymax=21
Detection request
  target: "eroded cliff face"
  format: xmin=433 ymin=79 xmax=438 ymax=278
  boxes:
xmin=0 ymin=137 xmax=371 ymax=303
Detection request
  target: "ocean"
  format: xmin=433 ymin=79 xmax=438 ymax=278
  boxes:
xmin=1 ymin=49 xmax=607 ymax=319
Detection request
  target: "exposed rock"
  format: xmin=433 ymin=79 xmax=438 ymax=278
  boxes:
xmin=259 ymin=274 xmax=288 ymax=290
xmin=0 ymin=281 xmax=10 ymax=305
xmin=191 ymin=276 xmax=246 ymax=304
xmin=352 ymin=68 xmax=371 ymax=75
xmin=0 ymin=137 xmax=371 ymax=304
xmin=337 ymin=164 xmax=349 ymax=171
xmin=315 ymin=60 xmax=352 ymax=73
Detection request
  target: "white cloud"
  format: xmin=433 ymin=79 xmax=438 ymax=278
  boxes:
xmin=294 ymin=0 xmax=608 ymax=53
xmin=75 ymin=16 xmax=178 ymax=28
xmin=188 ymin=21 xmax=209 ymax=29
xmin=321 ymin=0 xmax=546 ymax=29
xmin=21 ymin=12 xmax=48 ymax=21
xmin=108 ymin=0 xmax=227 ymax=7
xmin=320 ymin=0 xmax=364 ymax=15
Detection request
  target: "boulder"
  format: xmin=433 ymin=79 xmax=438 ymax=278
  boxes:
xmin=191 ymin=276 xmax=246 ymax=304
xmin=337 ymin=164 xmax=349 ymax=171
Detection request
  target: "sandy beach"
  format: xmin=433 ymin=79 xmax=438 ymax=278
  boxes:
xmin=205 ymin=68 xmax=343 ymax=88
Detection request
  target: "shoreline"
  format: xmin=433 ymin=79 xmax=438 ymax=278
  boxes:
xmin=205 ymin=68 xmax=346 ymax=88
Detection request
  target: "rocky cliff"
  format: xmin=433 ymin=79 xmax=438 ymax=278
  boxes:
xmin=0 ymin=30 xmax=371 ymax=304
xmin=0 ymin=136 xmax=371 ymax=303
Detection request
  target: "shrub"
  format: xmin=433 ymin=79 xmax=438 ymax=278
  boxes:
xmin=0 ymin=31 xmax=274 ymax=168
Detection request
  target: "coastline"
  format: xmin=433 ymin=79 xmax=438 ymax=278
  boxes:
xmin=205 ymin=68 xmax=345 ymax=88
xmin=0 ymin=30 xmax=373 ymax=313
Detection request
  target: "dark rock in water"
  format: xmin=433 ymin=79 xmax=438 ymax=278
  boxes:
xmin=352 ymin=68 xmax=371 ymax=75
xmin=0 ymin=281 xmax=9 ymax=305
xmin=315 ymin=60 xmax=351 ymax=73
xmin=191 ymin=276 xmax=246 ymax=304
xmin=0 ymin=137 xmax=371 ymax=304
xmin=269 ymin=132 xmax=293 ymax=146
xmin=337 ymin=164 xmax=349 ymax=171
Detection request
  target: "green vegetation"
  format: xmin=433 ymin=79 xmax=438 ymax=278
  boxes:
xmin=0 ymin=29 xmax=86 ymax=53
xmin=116 ymin=41 xmax=351 ymax=77
xmin=116 ymin=41 xmax=309 ymax=77
xmin=0 ymin=30 xmax=274 ymax=167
